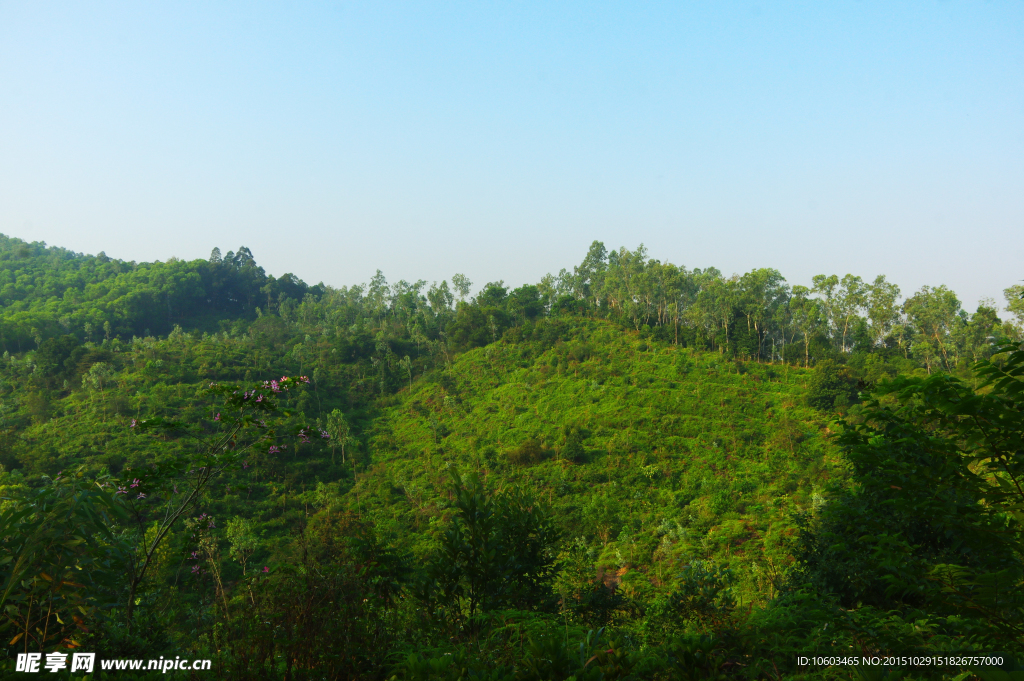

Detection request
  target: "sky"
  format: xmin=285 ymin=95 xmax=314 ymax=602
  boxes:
xmin=0 ymin=1 xmax=1021 ymax=311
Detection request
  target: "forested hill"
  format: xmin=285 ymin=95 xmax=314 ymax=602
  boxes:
xmin=0 ymin=234 xmax=320 ymax=350
xmin=1 ymin=232 xmax=1023 ymax=677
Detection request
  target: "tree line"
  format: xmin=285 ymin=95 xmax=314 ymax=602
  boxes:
xmin=2 ymin=234 xmax=1020 ymax=382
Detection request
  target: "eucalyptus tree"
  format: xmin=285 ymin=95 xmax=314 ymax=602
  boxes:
xmin=811 ymin=274 xmax=840 ymax=350
xmin=955 ymin=301 xmax=1002 ymax=365
xmin=366 ymin=270 xmax=390 ymax=325
xmin=451 ymin=273 xmax=472 ymax=304
xmin=427 ymin=280 xmax=455 ymax=332
xmin=682 ymin=268 xmax=713 ymax=350
xmin=691 ymin=270 xmax=733 ymax=353
xmin=835 ymin=274 xmax=867 ymax=353
xmin=573 ymin=240 xmax=609 ymax=308
xmin=664 ymin=264 xmax=697 ymax=345
xmin=372 ymin=334 xmax=398 ymax=394
xmin=399 ymin=355 xmax=413 ymax=390
xmin=601 ymin=246 xmax=634 ymax=320
xmin=770 ymin=294 xmax=796 ymax=363
xmin=810 ymin=273 xmax=868 ymax=353
xmin=865 ymin=275 xmax=902 ymax=348
xmin=324 ymin=408 xmax=352 ymax=465
xmin=903 ymin=285 xmax=962 ymax=373
xmin=738 ymin=268 xmax=789 ymax=361
xmin=1005 ymin=285 xmax=1024 ymax=339
xmin=789 ymin=286 xmax=822 ymax=367
xmin=556 ymin=268 xmax=575 ymax=300
xmin=603 ymin=245 xmax=652 ymax=330
xmin=391 ymin=279 xmax=428 ymax=336
xmin=537 ymin=273 xmax=557 ymax=313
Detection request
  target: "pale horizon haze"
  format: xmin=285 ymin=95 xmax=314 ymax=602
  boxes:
xmin=1 ymin=1 xmax=1021 ymax=311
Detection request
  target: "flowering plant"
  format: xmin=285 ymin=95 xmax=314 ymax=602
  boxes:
xmin=118 ymin=375 xmax=314 ymax=624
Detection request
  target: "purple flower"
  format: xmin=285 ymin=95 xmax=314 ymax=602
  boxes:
xmin=116 ymin=486 xmax=127 ymax=495
xmin=262 ymin=566 xmax=270 ymax=573
xmin=319 ymin=429 xmax=330 ymax=439
xmin=137 ymin=493 xmax=146 ymax=500
xmin=191 ymin=565 xmax=201 ymax=574
xmin=214 ymin=413 xmax=220 ymax=421
xmin=130 ymin=419 xmax=137 ymax=428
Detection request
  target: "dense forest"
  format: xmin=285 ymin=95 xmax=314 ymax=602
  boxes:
xmin=0 ymin=232 xmax=1022 ymax=680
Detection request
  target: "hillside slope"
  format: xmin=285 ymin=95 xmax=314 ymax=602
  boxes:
xmin=349 ymin=319 xmax=839 ymax=602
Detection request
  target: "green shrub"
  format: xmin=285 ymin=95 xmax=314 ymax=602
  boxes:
xmin=506 ymin=438 xmax=552 ymax=466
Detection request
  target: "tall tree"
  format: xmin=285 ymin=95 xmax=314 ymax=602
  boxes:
xmin=903 ymin=285 xmax=962 ymax=374
xmin=324 ymin=408 xmax=351 ymax=465
xmin=574 ymin=240 xmax=609 ymax=308
xmin=835 ymin=274 xmax=867 ymax=353
xmin=811 ymin=274 xmax=839 ymax=351
xmin=1004 ymin=284 xmax=1024 ymax=340
xmin=451 ymin=273 xmax=472 ymax=303
xmin=865 ymin=275 xmax=901 ymax=348
xmin=789 ymin=286 xmax=822 ymax=367
xmin=738 ymin=268 xmax=788 ymax=361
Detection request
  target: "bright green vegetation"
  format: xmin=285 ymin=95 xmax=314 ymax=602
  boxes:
xmin=0 ymin=233 xmax=1022 ymax=679
xmin=363 ymin=320 xmax=835 ymax=590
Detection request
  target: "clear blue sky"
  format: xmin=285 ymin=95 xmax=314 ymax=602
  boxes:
xmin=1 ymin=1 xmax=1021 ymax=310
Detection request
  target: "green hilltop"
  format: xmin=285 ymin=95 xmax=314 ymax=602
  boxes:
xmin=360 ymin=319 xmax=838 ymax=589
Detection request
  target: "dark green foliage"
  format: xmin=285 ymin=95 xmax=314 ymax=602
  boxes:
xmin=553 ymin=540 xmax=624 ymax=627
xmin=649 ymin=562 xmax=737 ymax=635
xmin=390 ymin=627 xmax=635 ymax=681
xmin=562 ymin=425 xmax=587 ymax=463
xmin=228 ymin=513 xmax=408 ymax=679
xmin=792 ymin=342 xmax=1024 ymax=650
xmin=34 ymin=334 xmax=80 ymax=378
xmin=0 ymin=235 xmax=324 ymax=350
xmin=805 ymin=359 xmax=858 ymax=410
xmin=0 ymin=473 xmax=127 ymax=651
xmin=419 ymin=473 xmax=558 ymax=626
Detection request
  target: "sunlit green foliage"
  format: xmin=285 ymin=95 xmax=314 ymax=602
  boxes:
xmin=0 ymin=233 xmax=1022 ymax=678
